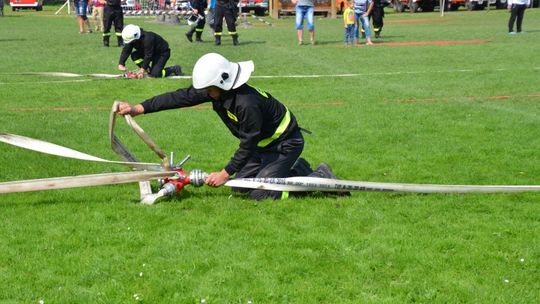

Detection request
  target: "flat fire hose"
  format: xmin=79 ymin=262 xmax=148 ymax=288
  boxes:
xmin=225 ymin=177 xmax=540 ymax=193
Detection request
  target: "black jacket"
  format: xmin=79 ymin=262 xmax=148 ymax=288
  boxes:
xmin=189 ymin=0 xmax=208 ymax=12
xmin=118 ymin=29 xmax=170 ymax=70
xmin=106 ymin=0 xmax=121 ymax=7
xmin=140 ymin=84 xmax=300 ymax=175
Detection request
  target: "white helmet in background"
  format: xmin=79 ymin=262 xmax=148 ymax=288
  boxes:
xmin=122 ymin=24 xmax=141 ymax=44
xmin=192 ymin=53 xmax=254 ymax=91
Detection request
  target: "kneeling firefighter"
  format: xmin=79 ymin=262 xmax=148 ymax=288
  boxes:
xmin=116 ymin=53 xmax=348 ymax=200
xmin=118 ymin=24 xmax=183 ymax=78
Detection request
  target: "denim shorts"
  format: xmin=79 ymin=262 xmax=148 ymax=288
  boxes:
xmin=295 ymin=5 xmax=314 ymax=31
xmin=74 ymin=1 xmax=88 ymax=16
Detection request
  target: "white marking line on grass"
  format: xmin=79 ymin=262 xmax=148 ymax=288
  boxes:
xmin=0 ymin=68 xmax=520 ymax=81
xmin=0 ymin=79 xmax=94 ymax=85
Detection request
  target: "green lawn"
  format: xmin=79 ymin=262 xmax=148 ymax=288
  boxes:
xmin=0 ymin=6 xmax=539 ymax=303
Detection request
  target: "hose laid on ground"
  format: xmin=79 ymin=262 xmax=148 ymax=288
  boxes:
xmin=225 ymin=176 xmax=540 ymax=193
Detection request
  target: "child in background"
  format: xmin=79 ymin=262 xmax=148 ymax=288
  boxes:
xmin=343 ymin=0 xmax=355 ymax=46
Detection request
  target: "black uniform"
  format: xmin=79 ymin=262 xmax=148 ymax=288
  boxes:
xmin=140 ymin=84 xmax=309 ymax=200
xmin=185 ymin=0 xmax=208 ymax=43
xmin=119 ymin=29 xmax=180 ymax=78
xmin=103 ymin=0 xmax=124 ymax=47
xmin=370 ymin=0 xmax=385 ymax=38
xmin=214 ymin=0 xmax=238 ymax=45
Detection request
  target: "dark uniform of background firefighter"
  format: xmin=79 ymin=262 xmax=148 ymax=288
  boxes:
xmin=103 ymin=0 xmax=124 ymax=47
xmin=118 ymin=25 xmax=182 ymax=78
xmin=370 ymin=0 xmax=384 ymax=39
xmin=214 ymin=0 xmax=239 ymax=46
xmin=185 ymin=0 xmax=208 ymax=43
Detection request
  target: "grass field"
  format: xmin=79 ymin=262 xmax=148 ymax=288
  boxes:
xmin=0 ymin=5 xmax=539 ymax=303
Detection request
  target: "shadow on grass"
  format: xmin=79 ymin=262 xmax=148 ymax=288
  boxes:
xmin=0 ymin=38 xmax=27 ymax=42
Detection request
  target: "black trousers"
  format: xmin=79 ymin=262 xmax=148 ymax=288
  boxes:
xmin=232 ymin=129 xmax=304 ymax=200
xmin=371 ymin=6 xmax=384 ymax=33
xmin=214 ymin=4 xmax=237 ymax=36
xmin=508 ymin=4 xmax=526 ymax=33
xmin=103 ymin=6 xmax=123 ymax=35
xmin=131 ymin=49 xmax=171 ymax=78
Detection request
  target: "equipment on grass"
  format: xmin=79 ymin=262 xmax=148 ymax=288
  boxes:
xmin=1 ymin=102 xmax=539 ymax=204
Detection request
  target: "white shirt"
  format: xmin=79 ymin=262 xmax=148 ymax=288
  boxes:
xmin=507 ymin=0 xmax=530 ymax=6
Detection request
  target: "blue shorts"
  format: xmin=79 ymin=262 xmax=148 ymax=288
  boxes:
xmin=74 ymin=1 xmax=88 ymax=16
xmin=295 ymin=6 xmax=314 ymax=31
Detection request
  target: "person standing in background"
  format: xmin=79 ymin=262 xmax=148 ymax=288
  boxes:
xmin=292 ymin=0 xmax=315 ymax=45
xmin=353 ymin=0 xmax=373 ymax=45
xmin=213 ymin=0 xmax=239 ymax=46
xmin=343 ymin=0 xmax=355 ymax=47
xmin=507 ymin=0 xmax=530 ymax=34
xmin=370 ymin=0 xmax=384 ymax=39
xmin=103 ymin=0 xmax=124 ymax=47
xmin=74 ymin=0 xmax=92 ymax=33
xmin=185 ymin=0 xmax=208 ymax=43
xmin=90 ymin=0 xmax=105 ymax=32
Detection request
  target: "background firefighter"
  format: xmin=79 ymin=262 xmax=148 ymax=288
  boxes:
xmin=185 ymin=0 xmax=208 ymax=43
xmin=103 ymin=0 xmax=124 ymax=47
xmin=370 ymin=0 xmax=385 ymax=39
xmin=213 ymin=0 xmax=239 ymax=46
xmin=118 ymin=24 xmax=183 ymax=78
xmin=115 ymin=53 xmax=348 ymax=200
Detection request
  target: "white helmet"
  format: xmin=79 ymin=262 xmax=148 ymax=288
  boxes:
xmin=122 ymin=24 xmax=141 ymax=44
xmin=192 ymin=53 xmax=254 ymax=91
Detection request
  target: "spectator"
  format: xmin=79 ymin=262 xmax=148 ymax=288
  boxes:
xmin=213 ymin=0 xmax=239 ymax=46
xmin=185 ymin=0 xmax=208 ymax=43
xmin=508 ymin=0 xmax=530 ymax=34
xmin=353 ymin=0 xmax=373 ymax=45
xmin=103 ymin=0 xmax=124 ymax=47
xmin=90 ymin=0 xmax=106 ymax=32
xmin=292 ymin=0 xmax=315 ymax=45
xmin=115 ymin=53 xmax=348 ymax=200
xmin=74 ymin=0 xmax=92 ymax=33
xmin=343 ymin=0 xmax=355 ymax=46
xmin=118 ymin=24 xmax=183 ymax=78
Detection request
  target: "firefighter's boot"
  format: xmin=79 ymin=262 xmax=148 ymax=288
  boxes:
xmin=164 ymin=65 xmax=183 ymax=77
xmin=117 ymin=36 xmax=124 ymax=47
xmin=214 ymin=35 xmax=221 ymax=46
xmin=195 ymin=31 xmax=203 ymax=43
xmin=185 ymin=30 xmax=194 ymax=42
xmin=232 ymin=34 xmax=239 ymax=46
xmin=103 ymin=35 xmax=110 ymax=47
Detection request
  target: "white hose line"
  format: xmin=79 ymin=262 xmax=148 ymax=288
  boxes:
xmin=0 ymin=133 xmax=162 ymax=171
xmin=0 ymin=171 xmax=176 ymax=194
xmin=225 ymin=177 xmax=540 ymax=193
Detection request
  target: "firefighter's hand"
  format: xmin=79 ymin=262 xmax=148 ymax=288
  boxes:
xmin=205 ymin=169 xmax=230 ymax=187
xmin=118 ymin=64 xmax=126 ymax=71
xmin=116 ymin=102 xmax=145 ymax=117
xmin=193 ymin=9 xmax=199 ymax=14
xmin=136 ymin=68 xmax=145 ymax=78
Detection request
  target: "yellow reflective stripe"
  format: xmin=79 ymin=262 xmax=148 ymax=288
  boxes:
xmin=115 ymin=32 xmax=122 ymax=37
xmin=103 ymin=33 xmax=111 ymax=37
xmin=214 ymin=32 xmax=222 ymax=36
xmin=227 ymin=110 xmax=238 ymax=122
xmin=281 ymin=191 xmax=289 ymax=199
xmin=162 ymin=69 xmax=166 ymax=77
xmin=195 ymin=29 xmax=203 ymax=32
xmin=228 ymin=31 xmax=237 ymax=35
xmin=134 ymin=59 xmax=144 ymax=64
xmin=257 ymin=107 xmax=291 ymax=148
